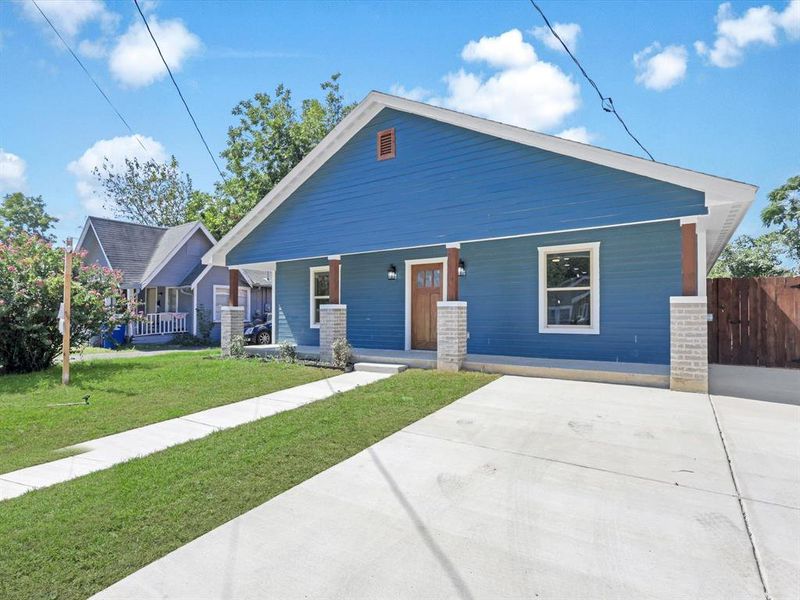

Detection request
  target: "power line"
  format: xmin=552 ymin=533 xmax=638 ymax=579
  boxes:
xmin=528 ymin=0 xmax=655 ymax=161
xmin=30 ymin=0 xmax=148 ymax=153
xmin=132 ymin=0 xmax=226 ymax=179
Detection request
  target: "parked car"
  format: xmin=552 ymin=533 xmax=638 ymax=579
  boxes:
xmin=244 ymin=311 xmax=272 ymax=345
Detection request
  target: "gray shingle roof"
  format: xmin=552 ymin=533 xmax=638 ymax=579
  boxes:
xmin=84 ymin=217 xmax=203 ymax=288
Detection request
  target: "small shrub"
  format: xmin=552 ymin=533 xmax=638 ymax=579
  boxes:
xmin=278 ymin=340 xmax=297 ymax=363
xmin=170 ymin=333 xmax=207 ymax=347
xmin=331 ymin=337 xmax=353 ymax=369
xmin=228 ymin=334 xmax=247 ymax=359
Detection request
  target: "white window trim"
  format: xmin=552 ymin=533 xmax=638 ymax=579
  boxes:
xmin=212 ymin=284 xmax=251 ymax=323
xmin=309 ymin=266 xmax=332 ymax=329
xmin=538 ymin=242 xmax=600 ymax=335
xmin=404 ymin=257 xmax=448 ymax=351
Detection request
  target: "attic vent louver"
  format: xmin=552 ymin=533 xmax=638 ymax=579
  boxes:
xmin=377 ymin=128 xmax=396 ymax=161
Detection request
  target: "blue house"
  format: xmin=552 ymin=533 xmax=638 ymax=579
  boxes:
xmin=204 ymin=92 xmax=756 ymax=391
xmin=77 ymin=217 xmax=272 ymax=344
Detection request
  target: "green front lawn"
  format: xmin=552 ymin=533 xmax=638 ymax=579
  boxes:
xmin=0 ymin=351 xmax=331 ymax=473
xmin=0 ymin=369 xmax=496 ymax=600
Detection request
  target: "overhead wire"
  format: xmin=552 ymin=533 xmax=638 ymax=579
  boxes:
xmin=30 ymin=0 xmax=148 ymax=153
xmin=132 ymin=0 xmax=226 ymax=179
xmin=529 ymin=0 xmax=655 ymax=161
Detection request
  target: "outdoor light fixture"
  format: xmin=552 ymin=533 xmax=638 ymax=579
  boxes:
xmin=387 ymin=264 xmax=397 ymax=280
xmin=458 ymin=259 xmax=466 ymax=277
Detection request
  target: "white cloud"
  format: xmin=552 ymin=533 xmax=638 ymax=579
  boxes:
xmin=555 ymin=127 xmax=595 ymax=144
xmin=531 ymin=22 xmax=582 ymax=53
xmin=17 ymin=0 xmax=118 ymax=41
xmin=633 ymin=43 xmax=688 ymax=91
xmin=393 ymin=29 xmax=580 ymax=131
xmin=67 ymin=135 xmax=166 ymax=214
xmin=77 ymin=38 xmax=108 ymax=59
xmin=389 ymin=84 xmax=430 ymax=102
xmin=695 ymin=1 xmax=799 ymax=67
xmin=461 ymin=29 xmax=538 ymax=68
xmin=0 ymin=149 xmax=27 ymax=193
xmin=109 ymin=16 xmax=201 ymax=88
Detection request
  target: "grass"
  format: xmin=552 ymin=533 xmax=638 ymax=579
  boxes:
xmin=0 ymin=351 xmax=332 ymax=473
xmin=74 ymin=344 xmax=209 ymax=355
xmin=0 ymin=369 xmax=496 ymax=600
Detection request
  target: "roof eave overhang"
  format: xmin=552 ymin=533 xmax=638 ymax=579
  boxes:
xmin=203 ymin=91 xmax=758 ymax=268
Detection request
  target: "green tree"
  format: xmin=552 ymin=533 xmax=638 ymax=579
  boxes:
xmin=0 ymin=233 xmax=130 ymax=373
xmin=709 ymin=233 xmax=791 ymax=278
xmin=190 ymin=74 xmax=356 ymax=239
xmin=92 ymin=155 xmax=193 ymax=227
xmin=0 ymin=193 xmax=58 ymax=241
xmin=761 ymin=175 xmax=800 ymax=265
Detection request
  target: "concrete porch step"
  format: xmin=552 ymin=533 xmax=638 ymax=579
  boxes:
xmin=354 ymin=362 xmax=408 ymax=375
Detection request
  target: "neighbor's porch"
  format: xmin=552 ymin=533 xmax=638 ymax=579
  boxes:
xmin=125 ymin=286 xmax=191 ymax=338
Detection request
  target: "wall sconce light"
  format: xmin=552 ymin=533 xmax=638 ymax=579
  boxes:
xmin=458 ymin=259 xmax=466 ymax=277
xmin=387 ymin=264 xmax=397 ymax=280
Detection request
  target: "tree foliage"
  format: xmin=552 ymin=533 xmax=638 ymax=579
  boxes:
xmin=92 ymin=155 xmax=193 ymax=227
xmin=0 ymin=234 xmax=130 ymax=373
xmin=0 ymin=193 xmax=58 ymax=241
xmin=189 ymin=74 xmax=356 ymax=239
xmin=761 ymin=174 xmax=800 ymax=265
xmin=709 ymin=233 xmax=791 ymax=278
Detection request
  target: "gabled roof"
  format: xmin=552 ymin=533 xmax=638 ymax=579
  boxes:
xmin=77 ymin=216 xmax=215 ymax=288
xmin=204 ymin=91 xmax=757 ymax=269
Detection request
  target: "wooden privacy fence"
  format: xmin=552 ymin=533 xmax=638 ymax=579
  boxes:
xmin=707 ymin=277 xmax=800 ymax=368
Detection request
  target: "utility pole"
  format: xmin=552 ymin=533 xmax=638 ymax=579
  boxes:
xmin=62 ymin=237 xmax=73 ymax=385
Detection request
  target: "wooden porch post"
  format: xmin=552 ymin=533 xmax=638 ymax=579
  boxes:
xmin=329 ymin=256 xmax=341 ymax=304
xmin=229 ymin=268 xmax=239 ymax=306
xmin=681 ymin=223 xmax=698 ymax=295
xmin=446 ymin=244 xmax=460 ymax=301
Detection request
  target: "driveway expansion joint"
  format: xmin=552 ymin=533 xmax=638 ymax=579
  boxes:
xmin=707 ymin=394 xmax=770 ymax=600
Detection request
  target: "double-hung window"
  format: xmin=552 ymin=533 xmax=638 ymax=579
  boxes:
xmin=213 ymin=285 xmax=250 ymax=322
xmin=309 ymin=266 xmax=330 ymax=328
xmin=538 ymin=242 xmax=600 ymax=334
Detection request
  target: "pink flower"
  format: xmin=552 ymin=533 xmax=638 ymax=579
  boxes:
xmin=7 ymin=265 xmax=16 ymax=273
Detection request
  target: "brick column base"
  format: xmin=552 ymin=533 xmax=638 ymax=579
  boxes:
xmin=670 ymin=296 xmax=708 ymax=393
xmin=320 ymin=304 xmax=347 ymax=365
xmin=220 ymin=306 xmax=245 ymax=358
xmin=437 ymin=301 xmax=467 ymax=372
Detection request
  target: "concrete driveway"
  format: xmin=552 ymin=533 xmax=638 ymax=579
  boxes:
xmin=96 ymin=375 xmax=799 ymax=600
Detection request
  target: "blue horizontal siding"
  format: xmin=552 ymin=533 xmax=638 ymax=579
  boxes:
xmin=461 ymin=220 xmax=681 ymax=364
xmin=229 ymin=108 xmax=705 ymax=265
xmin=274 ymin=220 xmax=681 ymax=364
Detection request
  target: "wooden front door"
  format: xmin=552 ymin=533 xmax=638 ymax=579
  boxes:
xmin=411 ymin=262 xmax=443 ymax=350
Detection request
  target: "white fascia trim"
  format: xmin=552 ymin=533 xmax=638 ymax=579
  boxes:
xmin=204 ymin=91 xmax=757 ymax=268
xmin=538 ymin=242 xmax=600 ymax=335
xmin=142 ymin=222 xmax=213 ymax=289
xmin=76 ymin=218 xmax=113 ymax=269
xmin=404 ymin=257 xmax=448 ymax=351
xmin=190 ymin=264 xmax=214 ymax=289
xmin=445 ymin=242 xmax=461 ymax=249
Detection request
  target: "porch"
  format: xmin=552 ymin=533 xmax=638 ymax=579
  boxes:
xmin=244 ymin=344 xmax=670 ymax=388
xmin=126 ymin=286 xmax=191 ymax=339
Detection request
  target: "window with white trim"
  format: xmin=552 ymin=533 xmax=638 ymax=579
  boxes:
xmin=538 ymin=242 xmax=600 ymax=335
xmin=213 ymin=285 xmax=250 ymax=322
xmin=165 ymin=287 xmax=179 ymax=312
xmin=309 ymin=266 xmax=330 ymax=328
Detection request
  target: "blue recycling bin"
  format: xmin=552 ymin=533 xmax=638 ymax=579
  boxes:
xmin=102 ymin=324 xmax=127 ymax=349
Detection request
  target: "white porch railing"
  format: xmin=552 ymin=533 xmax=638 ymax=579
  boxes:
xmin=132 ymin=312 xmax=188 ymax=336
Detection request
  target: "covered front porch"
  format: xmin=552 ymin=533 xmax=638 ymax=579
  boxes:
xmin=243 ymin=344 xmax=670 ymax=388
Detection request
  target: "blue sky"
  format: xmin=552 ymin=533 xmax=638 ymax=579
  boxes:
xmin=1 ymin=0 xmax=798 ymax=244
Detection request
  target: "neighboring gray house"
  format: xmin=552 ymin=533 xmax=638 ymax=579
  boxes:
xmin=77 ymin=216 xmax=272 ymax=344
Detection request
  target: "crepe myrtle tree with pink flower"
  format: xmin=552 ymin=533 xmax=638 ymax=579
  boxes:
xmin=0 ymin=233 xmax=132 ymax=373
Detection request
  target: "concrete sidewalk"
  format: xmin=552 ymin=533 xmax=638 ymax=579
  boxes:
xmin=0 ymin=371 xmax=389 ymax=501
xmin=94 ymin=376 xmax=800 ymax=600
